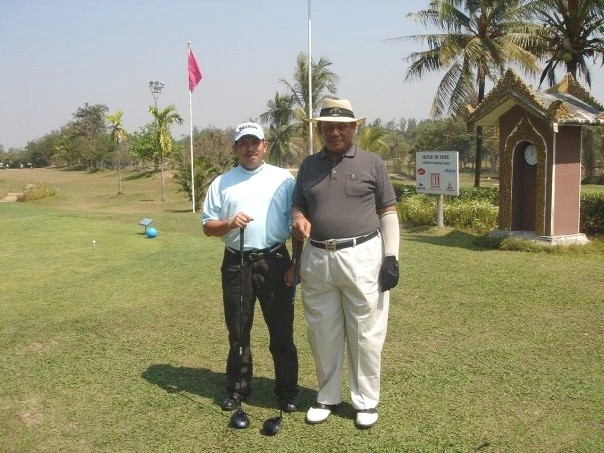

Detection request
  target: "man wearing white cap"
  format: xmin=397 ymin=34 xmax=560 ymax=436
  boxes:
xmin=202 ymin=122 xmax=299 ymax=415
xmin=291 ymin=99 xmax=400 ymax=429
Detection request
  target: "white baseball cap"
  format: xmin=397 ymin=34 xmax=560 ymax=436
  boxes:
xmin=234 ymin=122 xmax=264 ymax=142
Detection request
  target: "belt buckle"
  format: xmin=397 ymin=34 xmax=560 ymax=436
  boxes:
xmin=326 ymin=239 xmax=337 ymax=251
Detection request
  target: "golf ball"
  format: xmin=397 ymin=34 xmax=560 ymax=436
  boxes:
xmin=146 ymin=227 xmax=158 ymax=238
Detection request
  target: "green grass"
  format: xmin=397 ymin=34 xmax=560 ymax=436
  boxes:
xmin=0 ymin=168 xmax=603 ymax=451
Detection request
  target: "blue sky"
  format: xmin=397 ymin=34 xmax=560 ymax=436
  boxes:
xmin=1 ymin=0 xmax=602 ymax=150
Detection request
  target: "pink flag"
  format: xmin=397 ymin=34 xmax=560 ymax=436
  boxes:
xmin=188 ymin=48 xmax=202 ymax=92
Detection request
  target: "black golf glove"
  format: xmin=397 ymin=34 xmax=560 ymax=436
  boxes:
xmin=378 ymin=255 xmax=399 ymax=292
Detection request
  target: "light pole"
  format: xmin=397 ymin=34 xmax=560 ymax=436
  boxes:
xmin=149 ymin=81 xmax=166 ymax=200
xmin=149 ymin=81 xmax=164 ymax=109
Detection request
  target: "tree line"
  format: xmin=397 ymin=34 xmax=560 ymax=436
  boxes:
xmin=2 ymin=0 xmax=603 ymax=202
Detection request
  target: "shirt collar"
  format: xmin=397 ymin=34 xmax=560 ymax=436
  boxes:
xmin=319 ymin=145 xmax=357 ymax=160
xmin=238 ymin=161 xmax=266 ymax=173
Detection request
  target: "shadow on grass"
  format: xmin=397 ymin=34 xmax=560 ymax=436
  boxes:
xmin=141 ymin=363 xmax=319 ymax=412
xmin=124 ymin=171 xmax=157 ymax=180
xmin=403 ymin=228 xmax=500 ymax=251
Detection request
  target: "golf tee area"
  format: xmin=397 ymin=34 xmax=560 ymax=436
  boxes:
xmin=0 ymin=168 xmax=602 ymax=451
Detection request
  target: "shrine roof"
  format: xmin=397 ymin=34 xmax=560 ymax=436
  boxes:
xmin=468 ymin=69 xmax=604 ymax=127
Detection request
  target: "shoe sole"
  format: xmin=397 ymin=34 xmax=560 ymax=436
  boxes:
xmin=355 ymin=421 xmax=377 ymax=429
xmin=355 ymin=409 xmax=378 ymax=429
xmin=306 ymin=418 xmax=329 ymax=425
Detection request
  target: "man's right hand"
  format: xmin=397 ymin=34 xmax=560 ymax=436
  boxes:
xmin=292 ymin=213 xmax=311 ymax=240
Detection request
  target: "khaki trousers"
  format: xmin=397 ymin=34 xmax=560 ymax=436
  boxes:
xmin=300 ymin=234 xmax=389 ymax=410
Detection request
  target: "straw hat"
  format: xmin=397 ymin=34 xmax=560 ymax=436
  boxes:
xmin=309 ymin=98 xmax=366 ymax=124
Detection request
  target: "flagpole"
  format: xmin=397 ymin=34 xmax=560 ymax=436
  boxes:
xmin=308 ymin=0 xmax=313 ymax=155
xmin=188 ymin=41 xmax=196 ymax=213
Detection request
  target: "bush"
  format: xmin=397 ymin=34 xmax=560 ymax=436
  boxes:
xmin=392 ymin=182 xmax=416 ymax=201
xmin=397 ymin=194 xmax=498 ymax=233
xmin=394 ymin=182 xmax=602 ymax=236
xmin=22 ymin=183 xmax=57 ymax=201
xmin=444 ymin=199 xmax=499 ymax=234
xmin=580 ymin=191 xmax=604 ymax=235
xmin=397 ymin=193 xmax=436 ymax=227
xmin=458 ymin=186 xmax=499 ymax=204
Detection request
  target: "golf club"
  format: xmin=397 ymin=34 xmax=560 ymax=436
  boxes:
xmin=230 ymin=226 xmax=250 ymax=429
xmin=262 ymin=409 xmax=283 ymax=436
xmin=262 ymin=238 xmax=304 ymax=436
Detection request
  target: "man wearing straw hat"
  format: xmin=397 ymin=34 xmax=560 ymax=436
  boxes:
xmin=291 ymin=98 xmax=400 ymax=429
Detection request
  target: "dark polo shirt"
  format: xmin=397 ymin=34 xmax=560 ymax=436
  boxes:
xmin=292 ymin=145 xmax=396 ymax=241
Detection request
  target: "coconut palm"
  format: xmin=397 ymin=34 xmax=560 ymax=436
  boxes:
xmin=172 ymin=152 xmax=221 ymax=212
xmin=402 ymin=0 xmax=539 ymax=186
xmin=522 ymin=0 xmax=604 ymax=177
xmin=358 ymin=126 xmax=390 ymax=156
xmin=530 ymin=0 xmax=604 ymax=88
xmin=278 ymin=52 xmax=339 ymax=155
xmin=105 ymin=110 xmax=127 ymax=194
xmin=259 ymin=93 xmax=298 ymax=166
xmin=149 ymin=105 xmax=184 ymax=202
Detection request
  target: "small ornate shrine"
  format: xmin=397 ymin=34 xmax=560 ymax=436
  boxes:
xmin=468 ymin=69 xmax=604 ymax=245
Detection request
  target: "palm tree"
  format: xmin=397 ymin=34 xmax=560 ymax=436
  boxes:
xmin=105 ymin=110 xmax=127 ymax=194
xmin=172 ymin=152 xmax=221 ymax=211
xmin=402 ymin=0 xmax=538 ymax=186
xmin=527 ymin=0 xmax=604 ymax=178
xmin=278 ymin=52 xmax=339 ymax=155
xmin=148 ymin=105 xmax=184 ymax=201
xmin=259 ymin=93 xmax=298 ymax=166
xmin=530 ymin=0 xmax=604 ymax=88
xmin=358 ymin=126 xmax=389 ymax=155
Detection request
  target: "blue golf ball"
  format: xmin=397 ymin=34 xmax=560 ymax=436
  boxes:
xmin=146 ymin=227 xmax=158 ymax=238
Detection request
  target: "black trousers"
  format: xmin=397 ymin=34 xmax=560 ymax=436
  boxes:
xmin=221 ymin=244 xmax=298 ymax=400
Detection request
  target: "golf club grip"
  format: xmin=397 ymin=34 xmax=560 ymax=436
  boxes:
xmin=239 ymin=227 xmax=244 ymax=261
xmin=293 ymin=238 xmax=304 ymax=269
xmin=291 ymin=239 xmax=304 ymax=300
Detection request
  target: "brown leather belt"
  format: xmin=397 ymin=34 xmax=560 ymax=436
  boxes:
xmin=309 ymin=230 xmax=379 ymax=251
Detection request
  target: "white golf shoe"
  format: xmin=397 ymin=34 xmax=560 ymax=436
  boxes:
xmin=355 ymin=408 xmax=378 ymax=429
xmin=306 ymin=403 xmax=339 ymax=424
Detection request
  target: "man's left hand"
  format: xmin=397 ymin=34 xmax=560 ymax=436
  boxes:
xmin=378 ymin=256 xmax=399 ymax=292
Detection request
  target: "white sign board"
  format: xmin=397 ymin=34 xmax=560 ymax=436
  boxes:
xmin=415 ymin=151 xmax=459 ymax=196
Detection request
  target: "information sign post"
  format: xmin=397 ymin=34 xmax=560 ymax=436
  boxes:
xmin=415 ymin=151 xmax=460 ymax=228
